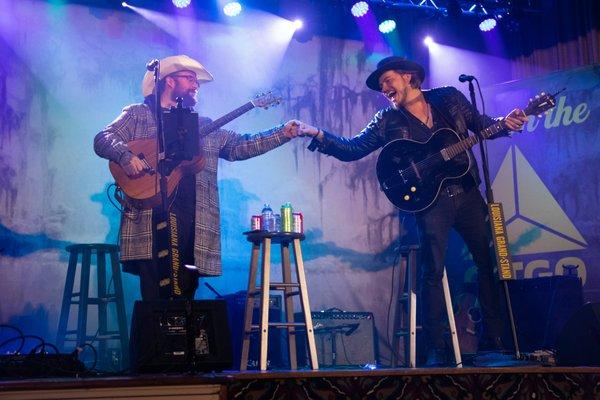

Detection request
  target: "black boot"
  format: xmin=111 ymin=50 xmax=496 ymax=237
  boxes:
xmin=478 ymin=336 xmax=507 ymax=353
xmin=425 ymin=348 xmax=448 ymax=367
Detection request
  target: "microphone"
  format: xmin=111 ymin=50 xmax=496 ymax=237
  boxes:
xmin=146 ymin=59 xmax=159 ymax=71
xmin=459 ymin=74 xmax=475 ymax=83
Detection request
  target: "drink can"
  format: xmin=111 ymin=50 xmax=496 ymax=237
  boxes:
xmin=251 ymin=215 xmax=262 ymax=231
xmin=293 ymin=212 xmax=303 ymax=234
xmin=281 ymin=202 xmax=293 ymax=232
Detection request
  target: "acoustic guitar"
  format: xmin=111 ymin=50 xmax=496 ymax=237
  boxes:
xmin=376 ymin=91 xmax=559 ymax=213
xmin=109 ymin=92 xmax=281 ymax=209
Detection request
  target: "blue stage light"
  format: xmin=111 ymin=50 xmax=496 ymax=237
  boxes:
xmin=223 ymin=2 xmax=242 ymax=17
xmin=479 ymin=17 xmax=497 ymax=32
xmin=379 ymin=19 xmax=396 ymax=34
xmin=351 ymin=1 xmax=369 ymax=18
xmin=172 ymin=0 xmax=191 ymax=9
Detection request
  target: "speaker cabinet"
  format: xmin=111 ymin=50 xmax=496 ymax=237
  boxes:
xmin=556 ymin=302 xmax=600 ymax=366
xmin=224 ymin=291 xmax=285 ymax=369
xmin=296 ymin=310 xmax=378 ymax=367
xmin=130 ymin=300 xmax=232 ymax=373
xmin=507 ymin=276 xmax=582 ymax=352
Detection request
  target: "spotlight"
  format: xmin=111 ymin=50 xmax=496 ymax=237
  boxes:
xmin=293 ymin=19 xmax=303 ymax=30
xmin=223 ymin=2 xmax=242 ymax=17
xmin=378 ymin=19 xmax=396 ymax=34
xmin=423 ymin=36 xmax=434 ymax=46
xmin=351 ymin=1 xmax=369 ymax=18
xmin=121 ymin=1 xmax=128 ymax=7
xmin=172 ymin=0 xmax=191 ymax=8
xmin=479 ymin=17 xmax=497 ymax=32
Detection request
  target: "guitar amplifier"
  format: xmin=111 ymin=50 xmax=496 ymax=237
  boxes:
xmin=296 ymin=310 xmax=378 ymax=367
xmin=224 ymin=291 xmax=285 ymax=369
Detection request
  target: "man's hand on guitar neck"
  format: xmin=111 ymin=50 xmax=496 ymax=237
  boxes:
xmin=503 ymin=108 xmax=528 ymax=132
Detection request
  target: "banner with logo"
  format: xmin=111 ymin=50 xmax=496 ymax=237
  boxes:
xmin=484 ymin=65 xmax=599 ymax=300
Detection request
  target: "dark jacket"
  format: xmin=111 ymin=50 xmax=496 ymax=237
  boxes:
xmin=308 ymin=86 xmax=509 ymax=186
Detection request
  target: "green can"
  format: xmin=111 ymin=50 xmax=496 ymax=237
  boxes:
xmin=281 ymin=202 xmax=293 ymax=232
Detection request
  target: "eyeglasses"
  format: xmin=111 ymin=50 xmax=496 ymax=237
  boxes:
xmin=170 ymin=74 xmax=199 ymax=84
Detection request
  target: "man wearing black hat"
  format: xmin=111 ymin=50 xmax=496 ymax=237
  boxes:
xmin=298 ymin=56 xmax=527 ymax=366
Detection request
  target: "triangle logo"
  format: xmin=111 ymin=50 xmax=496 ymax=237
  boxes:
xmin=492 ymin=146 xmax=587 ymax=255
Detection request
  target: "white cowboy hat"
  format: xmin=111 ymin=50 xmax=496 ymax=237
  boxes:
xmin=141 ymin=54 xmax=214 ymax=97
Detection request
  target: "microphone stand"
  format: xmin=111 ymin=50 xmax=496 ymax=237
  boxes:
xmin=149 ymin=61 xmax=176 ymax=299
xmin=149 ymin=61 xmax=170 ymax=214
xmin=465 ymin=78 xmax=521 ymax=360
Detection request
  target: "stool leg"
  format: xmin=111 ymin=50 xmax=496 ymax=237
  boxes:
xmin=57 ymin=250 xmax=79 ymax=351
xmin=292 ymin=239 xmax=318 ymax=370
xmin=77 ymin=248 xmax=92 ymax=347
xmin=110 ymin=249 xmax=130 ymax=368
xmin=97 ymin=250 xmax=108 ymax=362
xmin=407 ymin=249 xmax=417 ymax=368
xmin=442 ymin=267 xmax=462 ymax=368
xmin=240 ymin=241 xmax=260 ymax=371
xmin=259 ymin=238 xmax=272 ymax=371
xmin=390 ymin=251 xmax=408 ymax=367
xmin=280 ymin=241 xmax=297 ymax=369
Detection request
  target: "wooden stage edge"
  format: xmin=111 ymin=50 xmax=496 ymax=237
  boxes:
xmin=1 ymin=366 xmax=599 ymax=399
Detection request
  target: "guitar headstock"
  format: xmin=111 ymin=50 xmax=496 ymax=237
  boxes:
xmin=523 ymin=89 xmax=564 ymax=117
xmin=251 ymin=91 xmax=282 ymax=109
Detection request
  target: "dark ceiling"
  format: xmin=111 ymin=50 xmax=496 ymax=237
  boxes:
xmin=36 ymin=0 xmax=600 ymax=58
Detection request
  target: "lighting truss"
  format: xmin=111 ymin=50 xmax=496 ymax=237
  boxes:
xmin=365 ymin=0 xmax=541 ymax=18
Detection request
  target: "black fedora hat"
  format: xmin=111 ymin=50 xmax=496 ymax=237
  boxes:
xmin=365 ymin=56 xmax=425 ymax=91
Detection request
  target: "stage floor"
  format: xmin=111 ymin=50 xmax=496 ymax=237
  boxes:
xmin=1 ymin=366 xmax=599 ymax=400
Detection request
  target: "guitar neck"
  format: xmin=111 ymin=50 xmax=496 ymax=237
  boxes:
xmin=443 ymin=119 xmax=506 ymax=160
xmin=198 ymin=101 xmax=255 ymax=137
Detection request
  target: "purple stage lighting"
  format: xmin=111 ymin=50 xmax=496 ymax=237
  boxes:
xmin=351 ymin=1 xmax=369 ymax=18
xmin=423 ymin=36 xmax=434 ymax=46
xmin=172 ymin=0 xmax=191 ymax=8
xmin=121 ymin=1 xmax=128 ymax=7
xmin=479 ymin=18 xmax=497 ymax=32
xmin=223 ymin=2 xmax=242 ymax=17
xmin=293 ymin=19 xmax=303 ymax=30
xmin=378 ymin=19 xmax=396 ymax=34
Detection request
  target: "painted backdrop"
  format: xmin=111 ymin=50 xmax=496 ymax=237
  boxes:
xmin=0 ymin=0 xmax=598 ymax=366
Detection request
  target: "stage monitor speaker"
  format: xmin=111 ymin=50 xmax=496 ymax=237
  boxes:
xmin=224 ymin=291 xmax=285 ymax=369
xmin=296 ymin=310 xmax=377 ymax=367
xmin=130 ymin=300 xmax=232 ymax=373
xmin=507 ymin=276 xmax=582 ymax=352
xmin=556 ymin=302 xmax=600 ymax=366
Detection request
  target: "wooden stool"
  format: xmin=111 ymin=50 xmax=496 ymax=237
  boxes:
xmin=240 ymin=231 xmax=318 ymax=371
xmin=56 ymin=244 xmax=129 ymax=368
xmin=390 ymin=245 xmax=462 ymax=368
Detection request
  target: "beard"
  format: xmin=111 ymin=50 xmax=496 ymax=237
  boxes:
xmin=390 ymin=86 xmax=410 ymax=109
xmin=171 ymin=89 xmax=197 ymax=108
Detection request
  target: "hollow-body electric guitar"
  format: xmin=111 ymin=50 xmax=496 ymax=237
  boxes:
xmin=109 ymin=92 xmax=280 ymax=209
xmin=376 ymin=91 xmax=558 ymax=213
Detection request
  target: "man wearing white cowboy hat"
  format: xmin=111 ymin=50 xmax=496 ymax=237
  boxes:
xmin=295 ymin=56 xmax=528 ymax=367
xmin=95 ymin=55 xmax=301 ymax=300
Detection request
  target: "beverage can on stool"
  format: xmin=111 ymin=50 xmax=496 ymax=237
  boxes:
xmin=251 ymin=215 xmax=262 ymax=231
xmin=281 ymin=202 xmax=293 ymax=232
xmin=293 ymin=212 xmax=303 ymax=234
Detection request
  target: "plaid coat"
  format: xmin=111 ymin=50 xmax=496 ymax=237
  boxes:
xmin=94 ymin=103 xmax=290 ymax=276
